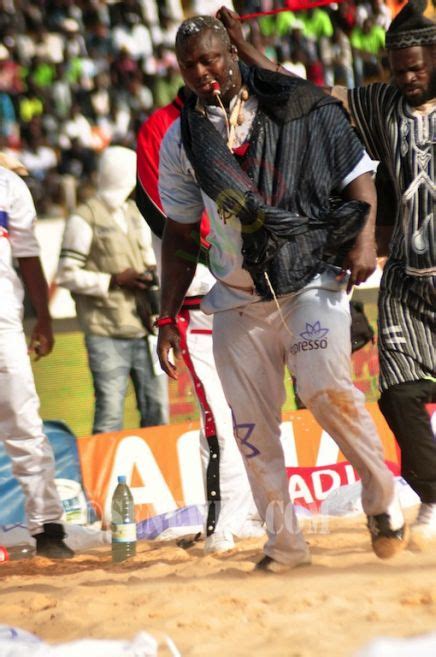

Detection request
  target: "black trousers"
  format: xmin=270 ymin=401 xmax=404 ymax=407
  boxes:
xmin=379 ymin=380 xmax=436 ymax=503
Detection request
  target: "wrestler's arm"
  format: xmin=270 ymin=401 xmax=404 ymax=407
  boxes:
xmin=217 ymin=6 xmax=292 ymax=74
xmin=330 ymin=84 xmax=396 ymax=256
xmin=156 ymin=122 xmax=204 ymax=379
xmin=19 ymin=256 xmax=54 ymax=359
xmin=157 ymin=218 xmax=200 ymax=379
xmin=341 ymin=172 xmax=377 ymax=293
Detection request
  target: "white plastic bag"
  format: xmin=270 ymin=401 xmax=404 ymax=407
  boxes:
xmin=354 ymin=633 xmax=436 ymax=657
xmin=320 ymin=476 xmax=420 ymax=517
xmin=0 ymin=626 xmax=180 ymax=657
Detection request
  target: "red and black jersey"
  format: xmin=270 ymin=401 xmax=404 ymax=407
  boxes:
xmin=136 ymin=92 xmax=184 ymax=238
xmin=136 ymin=89 xmax=210 ymax=247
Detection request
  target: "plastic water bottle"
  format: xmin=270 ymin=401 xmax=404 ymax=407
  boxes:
xmin=111 ymin=475 xmax=136 ymax=563
xmin=0 ymin=544 xmax=35 ymax=562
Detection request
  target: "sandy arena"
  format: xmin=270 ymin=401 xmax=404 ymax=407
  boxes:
xmin=1 ymin=510 xmax=435 ymax=656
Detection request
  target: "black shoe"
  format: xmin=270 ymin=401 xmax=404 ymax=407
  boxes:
xmin=367 ymin=514 xmax=409 ymax=559
xmin=254 ymin=552 xmax=311 ymax=573
xmin=34 ymin=523 xmax=75 ymax=559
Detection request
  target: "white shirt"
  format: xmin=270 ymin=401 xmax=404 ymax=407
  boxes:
xmin=20 ymin=146 xmax=57 ymax=175
xmin=61 ymin=114 xmax=96 ymax=149
xmin=0 ymin=167 xmax=40 ymax=331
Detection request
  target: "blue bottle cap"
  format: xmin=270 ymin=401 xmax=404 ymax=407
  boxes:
xmin=117 ymin=475 xmax=127 ymax=484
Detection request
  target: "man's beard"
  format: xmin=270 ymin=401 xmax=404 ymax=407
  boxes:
xmin=428 ymin=69 xmax=436 ymax=101
xmin=406 ymin=69 xmax=436 ymax=107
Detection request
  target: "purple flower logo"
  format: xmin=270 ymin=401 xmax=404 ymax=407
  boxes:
xmin=299 ymin=321 xmax=329 ymax=341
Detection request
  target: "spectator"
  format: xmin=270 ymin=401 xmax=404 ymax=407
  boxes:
xmin=331 ymin=25 xmax=355 ymax=86
xmin=57 ymin=146 xmax=169 ymax=434
xmin=0 ymin=90 xmax=16 ymax=138
xmin=84 ymin=21 xmax=114 ymax=60
xmin=371 ymin=0 xmax=393 ymax=30
xmin=112 ymin=11 xmax=153 ymax=62
xmin=19 ymin=130 xmax=58 ymax=182
xmin=356 ymin=0 xmax=392 ymax=30
xmin=110 ymin=47 xmax=139 ymax=89
xmin=62 ymin=19 xmax=88 ymax=60
xmin=278 ymin=45 xmax=308 ymax=79
xmin=60 ymin=101 xmax=98 ymax=150
xmin=152 ymin=66 xmax=184 ymax=107
xmin=351 ymin=16 xmax=386 ymax=83
xmin=52 ymin=63 xmax=73 ymax=120
xmin=192 ymin=0 xmax=235 ymax=14
xmin=301 ymin=8 xmax=335 ymax=84
xmin=0 ymin=45 xmax=24 ymax=96
xmin=18 ymin=81 xmax=44 ymax=124
xmin=89 ymin=72 xmax=111 ymax=120
xmin=26 ymin=55 xmax=56 ymax=92
xmin=333 ymin=0 xmax=358 ymax=36
xmin=258 ymin=9 xmax=296 ymax=40
xmin=32 ymin=25 xmax=64 ymax=65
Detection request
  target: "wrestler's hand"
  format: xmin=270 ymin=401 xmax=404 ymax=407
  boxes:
xmin=342 ymin=238 xmax=377 ymax=294
xmin=29 ymin=317 xmax=54 ymax=360
xmin=157 ymin=324 xmax=181 ymax=380
xmin=216 ymin=6 xmax=244 ymax=45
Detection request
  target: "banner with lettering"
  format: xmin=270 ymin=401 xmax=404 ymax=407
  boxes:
xmin=77 ymin=402 xmax=415 ymax=526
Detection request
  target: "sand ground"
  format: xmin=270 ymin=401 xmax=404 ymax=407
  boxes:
xmin=1 ymin=510 xmax=435 ymax=657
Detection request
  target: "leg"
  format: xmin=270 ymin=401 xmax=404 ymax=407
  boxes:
xmin=179 ymin=308 xmax=259 ymax=551
xmin=85 ymin=335 xmax=130 ymax=434
xmin=0 ymin=331 xmax=73 ymax=556
xmin=131 ymin=336 xmax=169 ymax=427
xmin=378 ymin=266 xmax=436 ymax=504
xmin=285 ymin=272 xmax=405 ymax=557
xmin=379 ymin=380 xmax=436 ymax=503
xmin=213 ymin=303 xmax=309 ymax=567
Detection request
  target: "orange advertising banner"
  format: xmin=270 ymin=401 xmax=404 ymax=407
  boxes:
xmin=77 ymin=402 xmax=404 ymax=525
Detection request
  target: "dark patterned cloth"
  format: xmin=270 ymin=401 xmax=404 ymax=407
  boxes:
xmin=181 ymin=66 xmax=368 ymax=298
xmin=378 ymin=262 xmax=435 ymax=390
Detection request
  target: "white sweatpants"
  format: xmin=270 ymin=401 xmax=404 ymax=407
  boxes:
xmin=178 ymin=307 xmax=257 ymax=537
xmin=212 ymin=271 xmax=395 ymax=565
xmin=0 ymin=330 xmax=63 ymax=534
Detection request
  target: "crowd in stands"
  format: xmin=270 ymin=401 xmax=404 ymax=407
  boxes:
xmin=0 ymin=0 xmax=407 ymax=215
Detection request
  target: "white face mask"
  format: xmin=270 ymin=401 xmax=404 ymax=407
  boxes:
xmin=97 ymin=146 xmax=137 ymax=209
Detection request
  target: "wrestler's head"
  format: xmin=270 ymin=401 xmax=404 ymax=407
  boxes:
xmin=175 ymin=15 xmax=241 ymax=106
xmin=386 ymin=0 xmax=435 ymax=106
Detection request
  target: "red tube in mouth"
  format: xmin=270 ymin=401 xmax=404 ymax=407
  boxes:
xmin=211 ymin=80 xmax=221 ymax=96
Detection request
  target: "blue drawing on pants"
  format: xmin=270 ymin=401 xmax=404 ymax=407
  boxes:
xmin=299 ymin=321 xmax=329 ymax=341
xmin=290 ymin=321 xmax=330 ymax=355
xmin=231 ymin=409 xmax=260 ymax=458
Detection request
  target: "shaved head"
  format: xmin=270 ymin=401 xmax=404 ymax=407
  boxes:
xmin=175 ymin=15 xmax=231 ymax=54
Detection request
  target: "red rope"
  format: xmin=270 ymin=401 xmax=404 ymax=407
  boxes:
xmin=240 ymin=0 xmax=344 ymax=22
